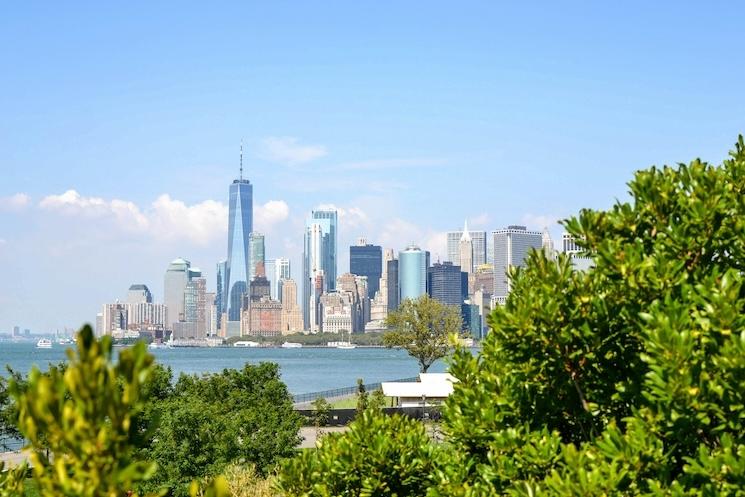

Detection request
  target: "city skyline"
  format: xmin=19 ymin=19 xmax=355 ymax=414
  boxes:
xmin=1 ymin=2 xmax=744 ymax=331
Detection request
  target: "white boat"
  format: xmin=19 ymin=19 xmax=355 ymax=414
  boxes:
xmin=281 ymin=342 xmax=302 ymax=348
xmin=335 ymin=331 xmax=357 ymax=349
xmin=234 ymin=340 xmax=260 ymax=348
xmin=36 ymin=338 xmax=53 ymax=349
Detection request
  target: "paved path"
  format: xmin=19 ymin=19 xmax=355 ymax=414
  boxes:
xmin=0 ymin=450 xmax=29 ymax=467
xmin=298 ymin=426 xmax=349 ymax=449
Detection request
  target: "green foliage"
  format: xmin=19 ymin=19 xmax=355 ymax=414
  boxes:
xmin=355 ymin=378 xmax=368 ymax=415
xmin=139 ymin=363 xmax=301 ymax=496
xmin=276 ymin=410 xmax=437 ymax=497
xmin=0 ymin=462 xmax=27 ymax=497
xmin=279 ymin=138 xmax=745 ymax=496
xmin=310 ymin=397 xmax=330 ymax=428
xmin=8 ymin=325 xmax=158 ymax=497
xmin=368 ymin=389 xmax=387 ymax=411
xmin=384 ymin=295 xmax=462 ymax=373
xmin=0 ymin=370 xmax=24 ymax=448
xmin=438 ymin=137 xmax=745 ymax=495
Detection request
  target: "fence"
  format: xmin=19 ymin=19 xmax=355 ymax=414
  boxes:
xmin=292 ymin=376 xmax=418 ymax=405
xmin=297 ymin=406 xmax=442 ymax=426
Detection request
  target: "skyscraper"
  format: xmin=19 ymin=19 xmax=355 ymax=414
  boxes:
xmin=387 ymin=257 xmax=400 ymax=311
xmin=225 ymin=145 xmax=253 ymax=334
xmin=184 ymin=277 xmax=207 ymax=338
xmin=447 ymin=222 xmax=487 ymax=267
xmin=350 ymin=240 xmax=382 ymax=298
xmin=216 ymin=260 xmax=227 ymax=328
xmin=274 ymin=257 xmax=290 ymax=301
xmin=164 ymin=257 xmax=191 ymax=328
xmin=303 ymin=209 xmax=338 ymax=329
xmin=127 ymin=284 xmax=152 ymax=304
xmin=492 ymin=225 xmax=542 ymax=303
xmin=249 ymin=232 xmax=265 ymax=282
xmin=399 ymin=245 xmax=427 ymax=302
xmin=280 ymin=278 xmax=303 ymax=334
xmin=458 ymin=220 xmax=473 ymax=275
xmin=428 ymin=261 xmax=467 ymax=306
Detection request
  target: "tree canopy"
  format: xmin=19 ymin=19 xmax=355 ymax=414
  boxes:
xmin=384 ymin=295 xmax=462 ymax=373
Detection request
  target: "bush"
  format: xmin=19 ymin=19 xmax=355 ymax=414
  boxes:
xmin=277 ymin=410 xmax=438 ymax=496
xmin=8 ymin=325 xmax=158 ymax=497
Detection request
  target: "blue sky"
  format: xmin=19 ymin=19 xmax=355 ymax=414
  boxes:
xmin=1 ymin=1 xmax=743 ymax=332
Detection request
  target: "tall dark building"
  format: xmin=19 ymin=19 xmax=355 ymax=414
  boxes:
xmin=350 ymin=242 xmax=382 ymax=298
xmin=427 ymin=261 xmax=466 ymax=307
xmin=387 ymin=259 xmax=399 ymax=311
xmin=250 ymin=276 xmax=271 ymax=302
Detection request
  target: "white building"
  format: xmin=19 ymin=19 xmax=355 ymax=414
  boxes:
xmin=382 ymin=373 xmax=457 ymax=407
xmin=492 ymin=226 xmax=542 ymax=304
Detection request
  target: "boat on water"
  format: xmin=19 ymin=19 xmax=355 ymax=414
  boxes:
xmin=36 ymin=338 xmax=53 ymax=349
xmin=334 ymin=331 xmax=357 ymax=349
xmin=57 ymin=338 xmax=73 ymax=345
xmin=281 ymin=342 xmax=302 ymax=349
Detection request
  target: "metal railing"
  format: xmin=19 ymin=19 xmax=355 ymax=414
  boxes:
xmin=292 ymin=376 xmax=418 ymax=405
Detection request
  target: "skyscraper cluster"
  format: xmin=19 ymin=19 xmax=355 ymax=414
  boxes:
xmin=95 ymin=146 xmax=586 ymax=343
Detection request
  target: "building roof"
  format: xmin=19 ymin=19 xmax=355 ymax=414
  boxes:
xmin=128 ymin=284 xmax=149 ymax=291
xmin=381 ymin=373 xmax=457 ymax=398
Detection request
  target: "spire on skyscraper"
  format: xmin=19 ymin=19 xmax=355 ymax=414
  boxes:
xmin=239 ymin=140 xmax=243 ymax=181
xmin=460 ymin=219 xmax=471 ymax=242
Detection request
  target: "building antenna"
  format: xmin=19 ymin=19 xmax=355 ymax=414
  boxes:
xmin=239 ymin=140 xmax=244 ymax=180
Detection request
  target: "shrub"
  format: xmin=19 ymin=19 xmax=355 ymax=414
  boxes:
xmin=277 ymin=410 xmax=437 ymax=496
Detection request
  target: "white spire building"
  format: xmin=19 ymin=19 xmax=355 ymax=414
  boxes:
xmin=459 ymin=219 xmax=473 ymax=274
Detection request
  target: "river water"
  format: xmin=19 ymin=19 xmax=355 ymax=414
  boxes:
xmin=0 ymin=342 xmax=449 ymax=394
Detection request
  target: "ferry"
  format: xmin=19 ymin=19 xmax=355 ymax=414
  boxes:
xmin=281 ymin=342 xmax=302 ymax=349
xmin=36 ymin=338 xmax=53 ymax=349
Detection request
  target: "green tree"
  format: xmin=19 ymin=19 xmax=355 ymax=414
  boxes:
xmin=310 ymin=397 xmax=331 ymax=428
xmin=139 ymin=363 xmax=301 ymax=496
xmin=355 ymin=378 xmax=368 ymax=415
xmin=8 ymin=325 xmax=158 ymax=497
xmin=384 ymin=295 xmax=462 ymax=373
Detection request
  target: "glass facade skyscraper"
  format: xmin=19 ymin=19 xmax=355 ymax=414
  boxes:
xmin=399 ymin=245 xmax=427 ymax=302
xmin=249 ymin=232 xmax=265 ymax=280
xmin=225 ymin=174 xmax=253 ymax=326
xmin=303 ymin=209 xmax=338 ymax=329
xmin=350 ymin=242 xmax=382 ymax=298
xmin=427 ymin=261 xmax=466 ymax=306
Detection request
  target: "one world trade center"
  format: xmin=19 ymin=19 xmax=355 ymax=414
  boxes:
xmin=224 ymin=144 xmax=252 ymax=336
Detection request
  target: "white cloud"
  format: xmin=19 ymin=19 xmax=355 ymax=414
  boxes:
xmin=521 ymin=213 xmax=562 ymax=231
xmin=315 ymin=203 xmax=369 ymax=229
xmin=260 ymin=137 xmax=327 ymax=165
xmin=0 ymin=193 xmax=31 ymax=211
xmin=38 ymin=190 xmax=293 ymax=248
xmin=255 ymin=200 xmax=290 ymax=231
xmin=469 ymin=212 xmax=490 ymax=227
xmin=376 ymin=217 xmax=447 ymax=259
xmin=147 ymin=195 xmax=227 ymax=245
